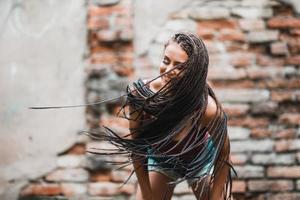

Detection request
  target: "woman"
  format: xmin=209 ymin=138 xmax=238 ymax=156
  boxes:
xmin=100 ymin=32 xmax=234 ymax=200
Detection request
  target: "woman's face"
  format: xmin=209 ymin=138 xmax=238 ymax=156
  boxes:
xmin=159 ymin=41 xmax=188 ymax=84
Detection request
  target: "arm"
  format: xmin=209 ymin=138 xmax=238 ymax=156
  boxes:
xmin=203 ymin=95 xmax=217 ymax=128
xmin=204 ymin=96 xmax=231 ymax=199
xmin=210 ymin=135 xmax=230 ymax=200
xmin=129 ymin=105 xmax=153 ymax=200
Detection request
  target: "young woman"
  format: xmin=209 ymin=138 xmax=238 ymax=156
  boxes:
xmin=100 ymin=32 xmax=234 ymax=200
xmin=29 ymin=32 xmax=233 ymax=199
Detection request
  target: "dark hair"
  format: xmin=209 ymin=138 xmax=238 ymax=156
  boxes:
xmin=91 ymin=32 xmax=234 ymax=200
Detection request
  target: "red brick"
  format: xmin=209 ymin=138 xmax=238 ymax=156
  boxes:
xmin=264 ymin=78 xmax=300 ymax=89
xmin=197 ymin=27 xmax=215 ymax=40
xmin=268 ymin=17 xmax=300 ymax=28
xmin=275 ymin=139 xmax=300 ymax=152
xmin=267 ymin=166 xmax=300 ymax=178
xmin=250 ymin=194 xmax=266 ymax=200
xmin=89 ymin=44 xmax=112 ymax=54
xmin=88 ymin=182 xmax=120 ymax=196
xmin=271 ymin=91 xmax=300 ymax=102
xmin=286 ymin=55 xmax=300 ymax=65
xmin=230 ymin=52 xmax=256 ymax=67
xmin=230 ymin=154 xmax=248 ymax=165
xmin=57 ymin=155 xmax=85 ymax=168
xmin=246 ymin=66 xmax=288 ymax=79
xmin=218 ymin=29 xmax=245 ymax=42
xmin=212 ymin=80 xmax=256 ymax=89
xmin=248 ymin=180 xmax=294 ymax=192
xmin=275 ymin=140 xmax=290 ymax=152
xmin=46 ymin=169 xmax=89 ymax=182
xmin=273 ymin=128 xmax=296 ymax=139
xmin=65 ymin=143 xmax=86 ymax=155
xmin=202 ymin=41 xmax=222 ymax=54
xmin=280 ymin=34 xmax=300 ymax=54
xmin=251 ymin=101 xmax=278 ymax=115
xmin=249 ymin=43 xmax=267 ymax=54
xmin=239 ymin=19 xmax=265 ymax=31
xmin=223 ymin=104 xmax=250 ymax=117
xmin=279 ymin=113 xmax=300 ymax=125
xmin=112 ymin=65 xmax=134 ymax=77
xmin=89 ymin=33 xmax=101 ymax=48
xmin=277 ymin=139 xmax=299 ymax=153
xmin=268 ymin=193 xmax=300 ymax=200
xmin=228 ymin=117 xmax=269 ymax=128
xmin=256 ymin=54 xmax=285 ymax=67
xmin=61 ymin=183 xmax=87 ymax=196
xmin=119 ymin=52 xmax=133 ymax=68
xmin=225 ymin=42 xmax=248 ymax=52
xmin=250 ymin=128 xmax=272 ymax=138
xmin=115 ymin=17 xmax=132 ymax=28
xmin=271 ymin=42 xmax=289 ymax=55
xmin=20 ymin=183 xmax=61 ymax=196
xmin=90 ymin=171 xmax=112 ymax=182
xmin=88 ymin=5 xmax=126 ymax=16
xmin=88 ymin=17 xmax=109 ymax=30
xmin=88 ymin=182 xmax=134 ymax=196
xmin=290 ymin=28 xmax=300 ymax=36
xmin=207 ymin=67 xmax=246 ymax=80
xmin=232 ymin=180 xmax=246 ymax=193
xmin=197 ymin=19 xmax=238 ymax=30
xmin=90 ymin=53 xmax=117 ymax=64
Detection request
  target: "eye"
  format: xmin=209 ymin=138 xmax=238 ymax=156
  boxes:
xmin=162 ymin=57 xmax=170 ymax=65
xmin=176 ymin=65 xmax=185 ymax=70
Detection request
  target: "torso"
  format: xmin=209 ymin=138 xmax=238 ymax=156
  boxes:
xmin=145 ymin=78 xmax=216 ymax=142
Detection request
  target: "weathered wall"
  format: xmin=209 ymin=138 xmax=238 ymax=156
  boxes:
xmin=135 ymin=0 xmax=300 ymax=199
xmin=0 ymin=0 xmax=86 ymax=199
xmin=15 ymin=0 xmax=300 ymax=200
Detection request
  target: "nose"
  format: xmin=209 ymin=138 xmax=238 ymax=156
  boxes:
xmin=165 ymin=64 xmax=175 ymax=77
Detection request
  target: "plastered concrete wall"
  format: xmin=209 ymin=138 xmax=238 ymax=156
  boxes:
xmin=0 ymin=0 xmax=86 ymax=199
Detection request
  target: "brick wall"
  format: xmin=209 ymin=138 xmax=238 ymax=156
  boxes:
xmin=19 ymin=0 xmax=300 ymax=200
xmin=137 ymin=1 xmax=300 ymax=199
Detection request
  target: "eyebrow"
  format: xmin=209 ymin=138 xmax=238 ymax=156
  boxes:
xmin=164 ymin=55 xmax=183 ymax=65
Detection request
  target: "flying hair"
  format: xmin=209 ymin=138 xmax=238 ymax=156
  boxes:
xmin=30 ymin=32 xmax=236 ymax=200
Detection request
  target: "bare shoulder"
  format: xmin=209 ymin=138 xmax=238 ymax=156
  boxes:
xmin=147 ymin=78 xmax=162 ymax=93
xmin=203 ymin=95 xmax=218 ymax=126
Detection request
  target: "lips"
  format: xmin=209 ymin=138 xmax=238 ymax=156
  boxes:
xmin=162 ymin=75 xmax=170 ymax=82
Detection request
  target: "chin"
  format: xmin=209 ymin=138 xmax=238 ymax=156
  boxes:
xmin=162 ymin=75 xmax=170 ymax=83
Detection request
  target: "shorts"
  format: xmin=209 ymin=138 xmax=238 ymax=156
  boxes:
xmin=147 ymin=138 xmax=215 ymax=186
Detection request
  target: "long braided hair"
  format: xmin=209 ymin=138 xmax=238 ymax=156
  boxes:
xmin=89 ymin=32 xmax=235 ymax=199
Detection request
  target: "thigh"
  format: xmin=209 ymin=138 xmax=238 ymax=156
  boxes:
xmin=149 ymin=171 xmax=175 ymax=200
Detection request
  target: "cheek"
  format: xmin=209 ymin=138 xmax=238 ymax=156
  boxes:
xmin=174 ymin=69 xmax=184 ymax=77
xmin=159 ymin=62 xmax=165 ymax=72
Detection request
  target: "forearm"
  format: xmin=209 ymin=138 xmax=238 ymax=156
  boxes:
xmin=128 ymin=105 xmax=152 ymax=199
xmin=132 ymin=156 xmax=152 ymax=200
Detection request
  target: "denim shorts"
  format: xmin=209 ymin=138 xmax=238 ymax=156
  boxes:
xmin=147 ymin=138 xmax=215 ymax=186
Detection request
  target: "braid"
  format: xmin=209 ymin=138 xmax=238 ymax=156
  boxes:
xmin=89 ymin=32 xmax=234 ymax=200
